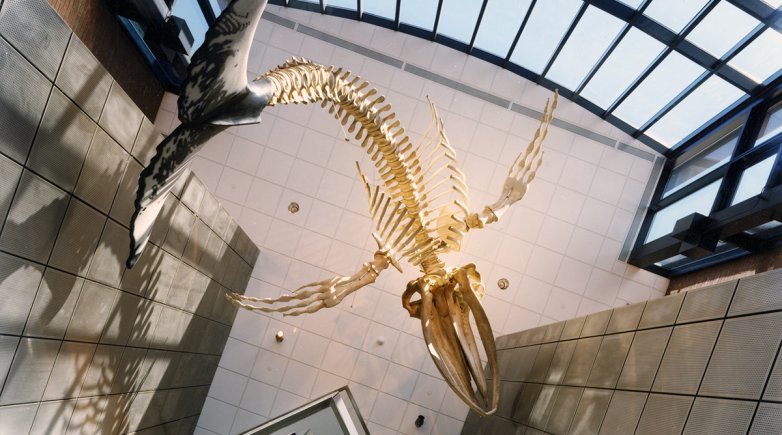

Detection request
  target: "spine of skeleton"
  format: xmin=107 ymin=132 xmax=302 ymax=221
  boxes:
xmin=258 ymin=59 xmax=445 ymax=273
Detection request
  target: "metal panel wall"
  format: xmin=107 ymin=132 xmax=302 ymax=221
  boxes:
xmin=465 ymin=267 xmax=782 ymax=434
xmin=0 ymin=1 xmax=258 ymax=433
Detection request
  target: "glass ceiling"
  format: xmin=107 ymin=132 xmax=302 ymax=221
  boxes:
xmin=266 ymin=0 xmax=782 ymax=154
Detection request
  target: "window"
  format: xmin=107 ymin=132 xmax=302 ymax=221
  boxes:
xmin=756 ymin=102 xmax=782 ymax=146
xmin=731 ymin=155 xmax=777 ymax=205
xmin=663 ymin=126 xmax=741 ymax=198
xmin=645 ymin=179 xmax=721 ymax=243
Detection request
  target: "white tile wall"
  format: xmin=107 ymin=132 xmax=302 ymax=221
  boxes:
xmin=152 ymin=6 xmax=671 ymax=434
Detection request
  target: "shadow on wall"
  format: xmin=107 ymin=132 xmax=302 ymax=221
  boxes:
xmin=0 ymin=53 xmax=256 ymax=432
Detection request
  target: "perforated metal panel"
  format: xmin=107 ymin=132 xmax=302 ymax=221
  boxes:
xmin=27 ymin=88 xmax=96 ymax=193
xmin=497 ymin=382 xmax=523 ymax=419
xmin=545 ymin=340 xmax=577 ymax=384
xmin=606 ymin=302 xmax=645 ymax=334
xmin=0 ymin=38 xmax=51 ymax=163
xmin=99 ymin=82 xmax=144 ymax=152
xmin=639 ymin=292 xmax=684 ymax=329
xmin=0 ymin=171 xmax=69 ymax=263
xmin=48 ymin=198 xmax=105 ymax=276
xmin=65 ymin=281 xmax=118 ymax=343
xmin=598 ymin=390 xmax=646 ymax=435
xmin=587 ymin=332 xmax=634 ymax=388
xmin=0 ymin=154 xmax=22 ymax=223
xmin=109 ymin=159 xmax=143 ymax=227
xmin=580 ymin=310 xmax=612 ymax=337
xmin=543 ymin=321 xmax=565 ymax=343
xmin=561 ymin=316 xmax=586 ymax=340
xmin=87 ymin=219 xmax=129 ymax=288
xmin=636 ymin=394 xmax=692 ymax=435
xmin=617 ymin=327 xmax=672 ymax=391
xmin=700 ymin=311 xmax=782 ymax=399
xmin=0 ymin=0 xmax=69 ymax=80
xmin=504 ymin=346 xmax=540 ymax=381
xmin=55 ymin=36 xmax=111 ymax=120
xmin=682 ymin=397 xmax=755 ymax=435
xmin=750 ymin=403 xmax=782 ymax=435
xmin=0 ymin=403 xmax=37 ymax=434
xmin=528 ymin=385 xmax=557 ymax=429
xmin=677 ymin=281 xmax=736 ymax=323
xmin=545 ymin=386 xmax=582 ymax=434
xmin=0 ymin=338 xmax=61 ymax=405
xmin=563 ymin=337 xmax=602 ymax=386
xmin=74 ymin=128 xmax=127 ymax=213
xmin=0 ymin=335 xmax=20 ymax=390
xmin=729 ymin=268 xmax=782 ymax=316
xmin=765 ymin=351 xmax=782 ymax=401
xmin=30 ymin=398 xmax=77 ymax=434
xmin=0 ymin=251 xmax=44 ymax=335
xmin=529 ymin=342 xmax=557 ymax=383
xmin=24 ymin=269 xmax=84 ymax=340
xmin=43 ymin=341 xmax=95 ymax=400
xmin=163 ymin=202 xmax=196 ymax=257
xmin=653 ymin=320 xmax=721 ymax=394
xmin=513 ymin=383 xmax=543 ymax=424
xmin=570 ymin=389 xmax=612 ymax=435
xmin=131 ymin=118 xmax=161 ymax=167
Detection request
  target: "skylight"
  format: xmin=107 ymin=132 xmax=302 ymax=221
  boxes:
xmin=613 ymin=52 xmax=705 ymax=129
xmin=545 ymin=6 xmax=625 ymax=91
xmin=509 ymin=0 xmax=582 ymax=74
xmin=579 ymin=27 xmax=665 ymax=109
xmin=188 ymin=0 xmax=782 ymax=152
xmin=686 ymin=2 xmax=761 ymax=59
xmin=646 ymin=76 xmax=745 ymax=146
xmin=399 ymin=0 xmax=438 ymax=31
xmin=437 ymin=0 xmax=484 ymax=44
xmin=362 ymin=0 xmax=395 ymax=20
xmin=473 ymin=0 xmax=532 ymax=57
xmin=729 ymin=28 xmax=782 ymax=84
xmin=643 ymin=0 xmax=709 ymax=34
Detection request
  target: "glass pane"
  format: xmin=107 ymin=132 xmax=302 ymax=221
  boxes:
xmin=646 ymin=76 xmax=745 ymax=146
xmin=172 ymin=1 xmax=209 ymax=53
xmin=438 ymin=0 xmax=484 ymax=43
xmin=580 ymin=28 xmax=665 ymax=109
xmin=400 ymin=0 xmax=438 ymax=30
xmin=756 ymin=102 xmax=782 ymax=146
xmin=664 ymin=127 xmax=740 ymax=197
xmin=655 ymin=254 xmax=688 ymax=267
xmin=545 ymin=6 xmax=625 ymax=90
xmin=509 ymin=0 xmax=582 ymax=74
xmin=328 ymin=0 xmax=358 ymax=9
xmin=614 ymin=52 xmax=705 ymax=129
xmin=731 ymin=155 xmax=776 ymax=205
xmin=762 ymin=0 xmax=782 ymax=8
xmin=644 ymin=0 xmax=709 ymax=33
xmin=729 ymin=29 xmax=782 ymax=84
xmin=473 ymin=0 xmax=532 ymax=57
xmin=686 ymin=2 xmax=760 ymax=58
xmin=745 ymin=221 xmax=782 ymax=235
xmin=617 ymin=0 xmax=644 ymax=8
xmin=209 ymin=0 xmax=226 ymax=15
xmin=645 ymin=179 xmax=721 ymax=243
xmin=363 ymin=0 xmax=396 ymax=19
